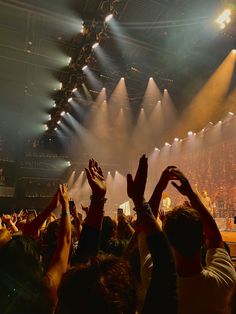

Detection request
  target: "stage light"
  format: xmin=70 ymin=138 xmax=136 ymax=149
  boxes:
xmin=82 ymin=65 xmax=88 ymax=71
xmin=115 ymin=170 xmax=118 ymax=174
xmin=44 ymin=124 xmax=48 ymax=131
xmin=218 ymin=120 xmax=222 ymax=124
xmin=215 ymin=9 xmax=231 ymax=29
xmin=154 ymin=147 xmax=159 ymax=151
xmin=121 ymin=77 xmax=124 ymax=80
xmin=59 ymin=82 xmax=63 ymax=90
xmin=57 ymin=120 xmax=61 ymax=124
xmin=80 ymin=24 xmax=84 ymax=33
xmin=165 ymin=142 xmax=170 ymax=146
xmin=61 ymin=111 xmax=65 ymax=116
xmin=108 ymin=171 xmax=111 ymax=175
xmin=68 ymin=97 xmax=72 ymax=102
xmin=53 ymin=102 xmax=56 ymax=107
xmin=67 ymin=57 xmax=72 ymax=65
xmin=229 ymin=112 xmax=234 ymax=115
xmin=164 ymin=89 xmax=167 ymax=92
xmin=105 ymin=14 xmax=113 ymax=23
xmin=150 ymin=77 xmax=153 ymax=80
xmin=72 ymin=88 xmax=77 ymax=93
xmin=67 ymin=161 xmax=71 ymax=166
xmin=54 ymin=127 xmax=58 ymax=131
xmin=48 ymin=114 xmax=51 ymax=121
xmin=209 ymin=122 xmax=213 ymax=125
xmin=92 ymin=42 xmax=99 ymax=49
xmin=174 ymin=137 xmax=179 ymax=142
xmin=188 ymin=131 xmax=193 ymax=136
xmin=232 ymin=50 xmax=236 ymax=55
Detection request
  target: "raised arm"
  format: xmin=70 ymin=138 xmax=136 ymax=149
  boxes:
xmin=127 ymin=156 xmax=177 ymax=313
xmin=148 ymin=166 xmax=176 ymax=218
xmin=46 ymin=184 xmax=71 ymax=306
xmin=171 ymin=168 xmax=223 ymax=249
xmin=23 ymin=189 xmax=60 ymax=238
xmin=76 ymin=159 xmax=106 ymax=262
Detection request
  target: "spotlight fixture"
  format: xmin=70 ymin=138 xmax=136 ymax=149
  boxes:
xmin=48 ymin=114 xmax=51 ymax=121
xmin=44 ymin=124 xmax=48 ymax=131
xmin=215 ymin=9 xmax=231 ymax=29
xmin=82 ymin=65 xmax=88 ymax=71
xmin=53 ymin=102 xmax=56 ymax=107
xmin=165 ymin=142 xmax=170 ymax=146
xmin=61 ymin=111 xmax=65 ymax=116
xmin=164 ymin=89 xmax=167 ymax=92
xmin=108 ymin=171 xmax=111 ymax=175
xmin=188 ymin=131 xmax=193 ymax=136
xmin=59 ymin=82 xmax=63 ymax=90
xmin=68 ymin=97 xmax=72 ymax=102
xmin=57 ymin=120 xmax=61 ymax=124
xmin=92 ymin=42 xmax=99 ymax=49
xmin=154 ymin=147 xmax=159 ymax=151
xmin=174 ymin=138 xmax=179 ymax=142
xmin=229 ymin=112 xmax=234 ymax=115
xmin=232 ymin=50 xmax=236 ymax=55
xmin=67 ymin=161 xmax=71 ymax=166
xmin=105 ymin=14 xmax=113 ymax=23
xmin=72 ymin=88 xmax=77 ymax=93
xmin=67 ymin=57 xmax=72 ymax=65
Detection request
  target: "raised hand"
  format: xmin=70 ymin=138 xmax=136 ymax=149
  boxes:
xmin=59 ymin=184 xmax=69 ymax=208
xmin=85 ymin=159 xmax=106 ymax=197
xmin=127 ymin=154 xmax=148 ymax=205
xmin=158 ymin=166 xmax=177 ymax=191
xmin=171 ymin=169 xmax=193 ymax=196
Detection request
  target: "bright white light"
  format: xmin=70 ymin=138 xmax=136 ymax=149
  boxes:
xmin=53 ymin=102 xmax=56 ymax=107
xmin=59 ymin=82 xmax=63 ymax=90
xmin=188 ymin=131 xmax=193 ymax=136
xmin=92 ymin=42 xmax=99 ymax=49
xmin=105 ymin=14 xmax=113 ymax=23
xmin=44 ymin=125 xmax=48 ymax=131
xmin=209 ymin=122 xmax=213 ymax=125
xmin=154 ymin=147 xmax=159 ymax=151
xmin=57 ymin=120 xmax=61 ymax=124
xmin=174 ymin=138 xmax=179 ymax=142
xmin=68 ymin=97 xmax=72 ymax=102
xmin=164 ymin=89 xmax=167 ymax=92
xmin=229 ymin=112 xmax=234 ymax=115
xmin=115 ymin=171 xmax=118 ymax=174
xmin=67 ymin=57 xmax=72 ymax=64
xmin=232 ymin=50 xmax=236 ymax=55
xmin=150 ymin=77 xmax=153 ymax=80
xmin=82 ymin=65 xmax=88 ymax=71
xmin=61 ymin=111 xmax=65 ymax=116
xmin=80 ymin=24 xmax=84 ymax=33
xmin=165 ymin=142 xmax=170 ymax=146
xmin=121 ymin=77 xmax=124 ymax=80
xmin=54 ymin=127 xmax=58 ymax=131
xmin=67 ymin=161 xmax=71 ymax=166
xmin=72 ymin=88 xmax=77 ymax=93
xmin=48 ymin=114 xmax=51 ymax=121
xmin=218 ymin=120 xmax=222 ymax=124
xmin=108 ymin=171 xmax=111 ymax=175
xmin=216 ymin=9 xmax=231 ymax=29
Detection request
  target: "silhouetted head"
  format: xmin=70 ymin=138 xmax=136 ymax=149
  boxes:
xmin=0 ymin=235 xmax=51 ymax=314
xmin=163 ymin=205 xmax=204 ymax=257
xmin=56 ymin=253 xmax=137 ymax=314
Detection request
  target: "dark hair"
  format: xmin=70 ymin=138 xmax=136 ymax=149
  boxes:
xmin=163 ymin=205 xmax=204 ymax=257
xmin=0 ymin=236 xmax=51 ymax=314
xmin=56 ymin=253 xmax=137 ymax=314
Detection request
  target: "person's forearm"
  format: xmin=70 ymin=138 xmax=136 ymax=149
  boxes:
xmin=188 ymin=192 xmax=223 ymax=248
xmin=85 ymin=197 xmax=105 ymax=230
xmin=148 ymin=183 xmax=164 ymax=218
xmin=23 ymin=204 xmax=54 ymax=237
xmin=58 ymin=203 xmax=71 ymax=249
xmin=72 ymin=215 xmax=82 ymax=241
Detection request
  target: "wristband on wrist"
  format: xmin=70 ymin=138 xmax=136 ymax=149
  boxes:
xmin=61 ymin=210 xmax=70 ymax=217
xmin=90 ymin=195 xmax=107 ymax=203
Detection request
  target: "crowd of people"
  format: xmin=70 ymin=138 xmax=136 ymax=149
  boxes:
xmin=0 ymin=156 xmax=235 ymax=313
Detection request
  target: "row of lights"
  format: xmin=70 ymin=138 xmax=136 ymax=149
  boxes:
xmin=44 ymin=0 xmax=119 ymax=132
xmin=153 ymin=112 xmax=234 ymax=151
